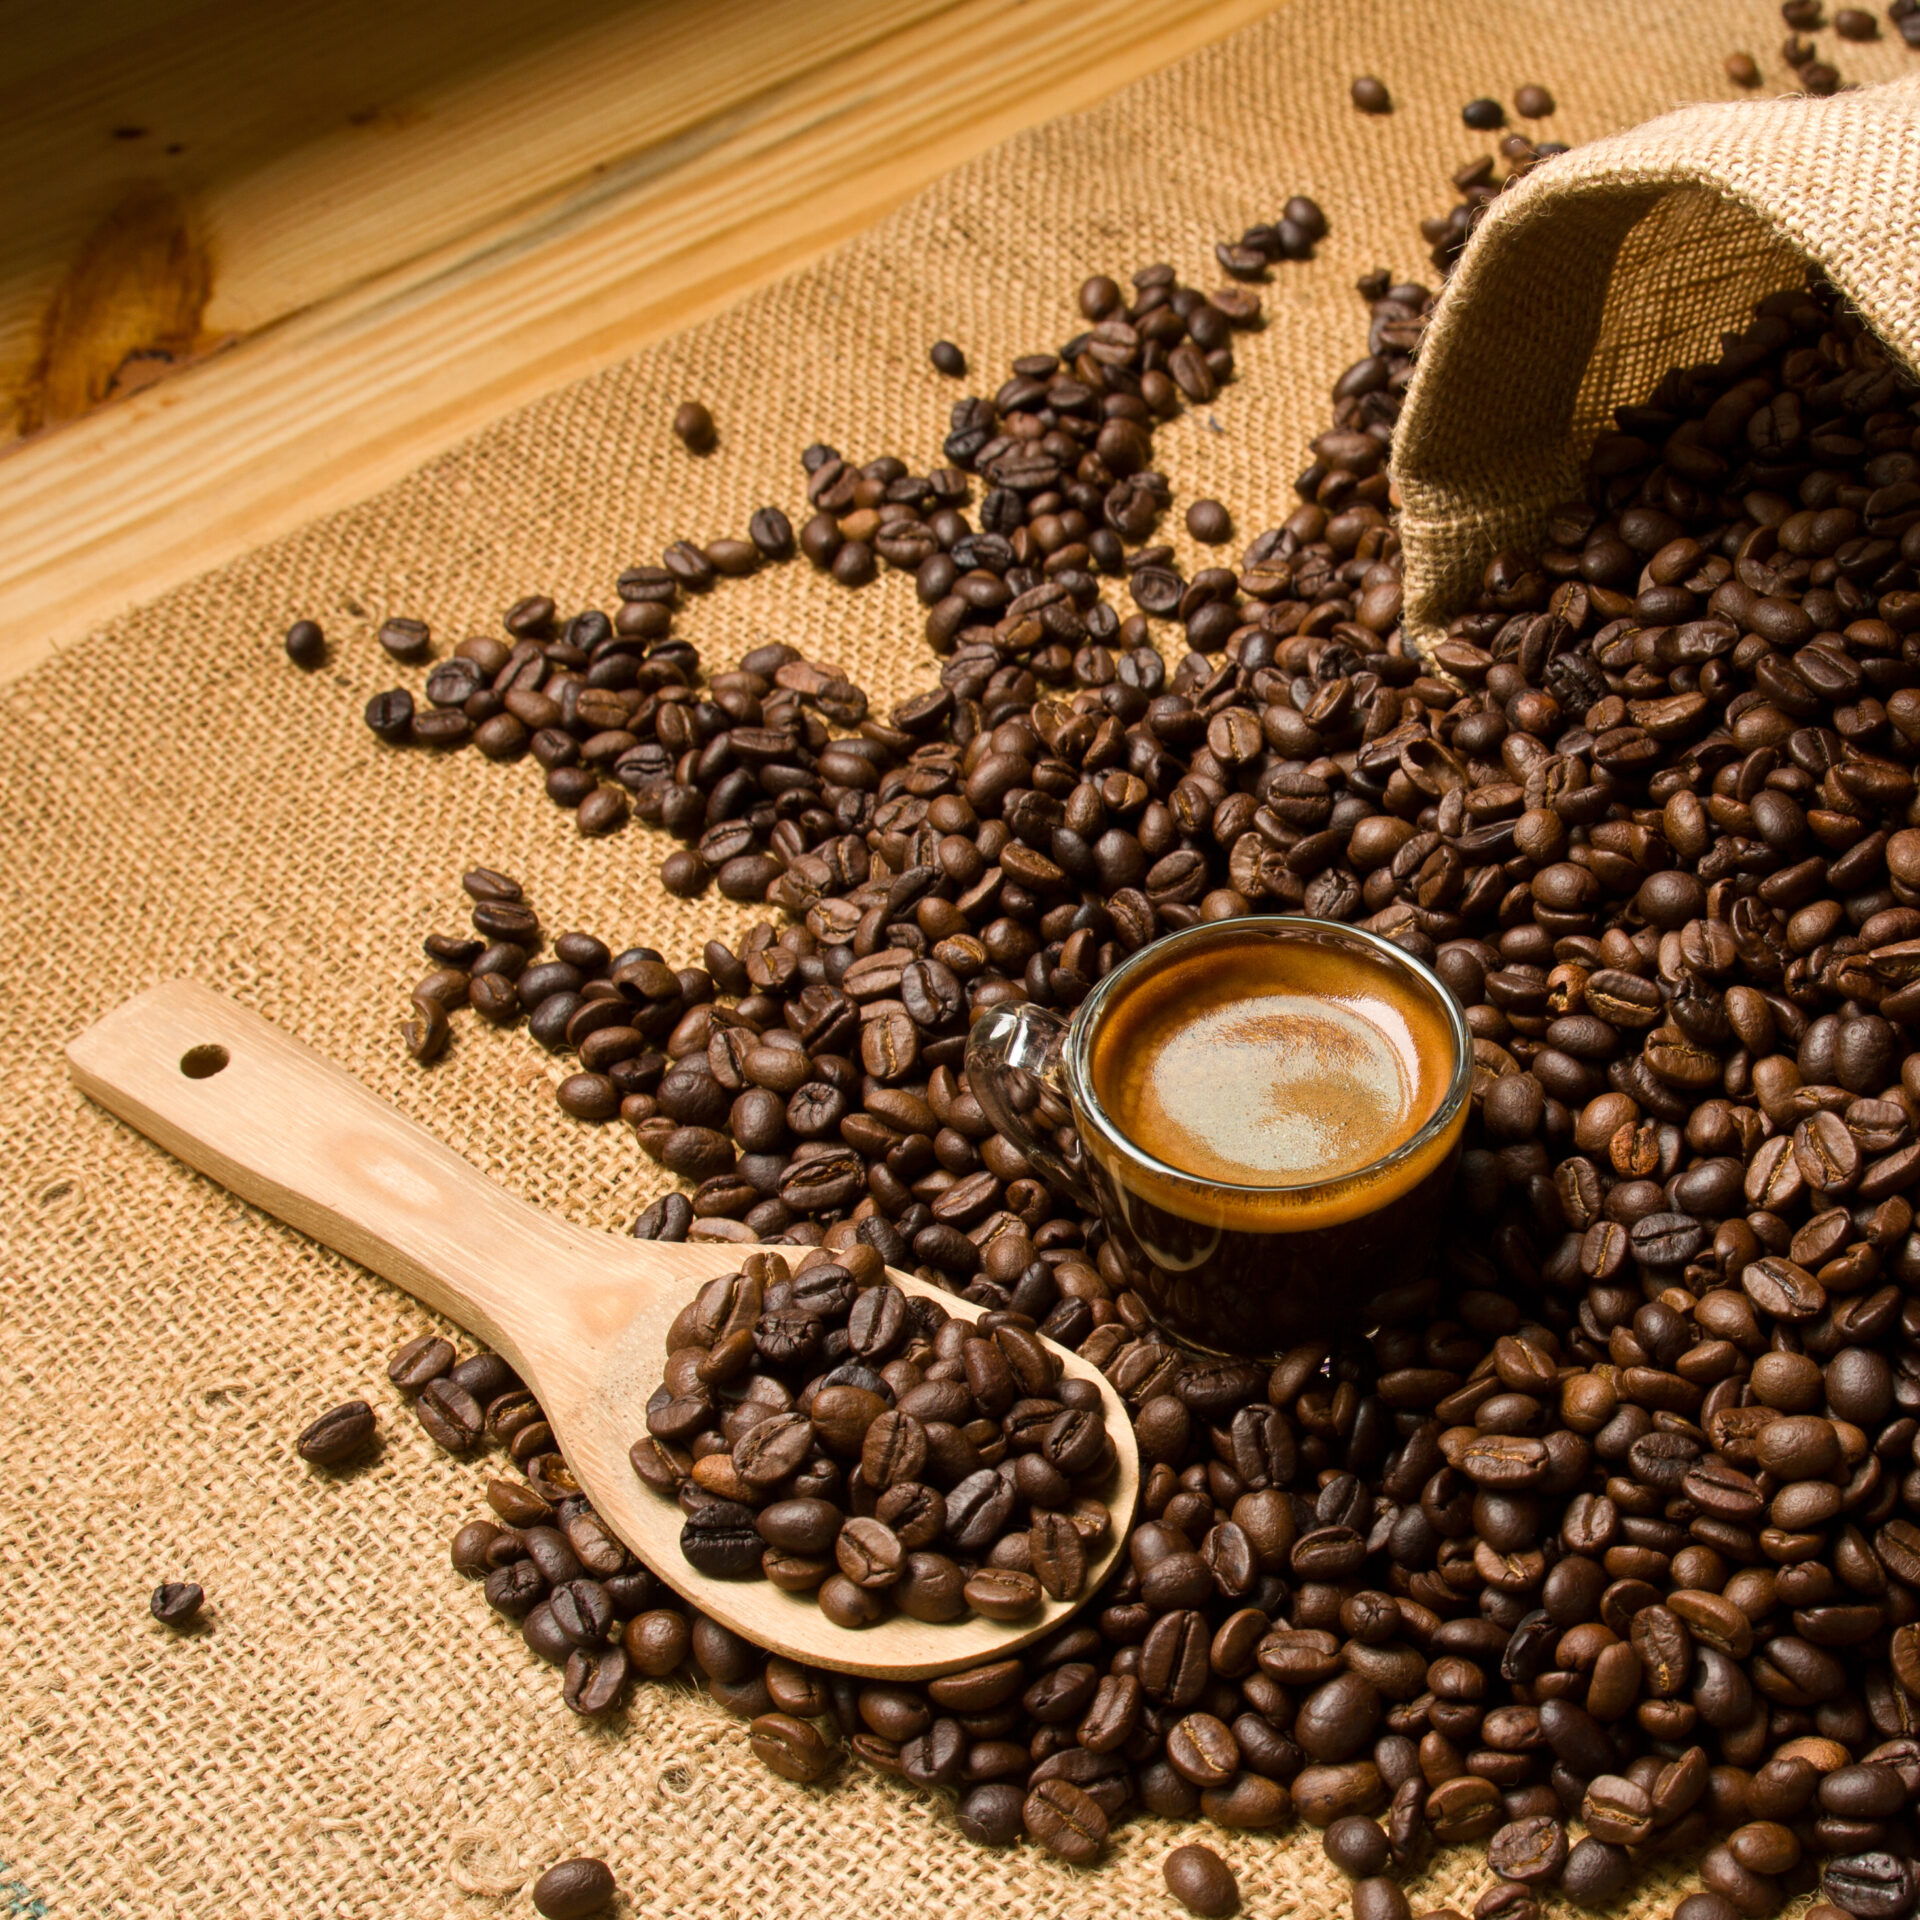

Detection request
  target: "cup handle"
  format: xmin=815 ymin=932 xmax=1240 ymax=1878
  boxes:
xmin=965 ymin=1001 xmax=1095 ymax=1209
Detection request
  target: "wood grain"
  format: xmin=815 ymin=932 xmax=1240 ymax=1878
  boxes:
xmin=66 ymin=978 xmax=1139 ymax=1682
xmin=0 ymin=0 xmax=1283 ymax=684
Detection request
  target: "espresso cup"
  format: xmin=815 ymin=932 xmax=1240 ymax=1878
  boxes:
xmin=966 ymin=916 xmax=1472 ymax=1357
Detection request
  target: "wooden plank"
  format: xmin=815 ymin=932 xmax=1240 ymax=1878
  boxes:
xmin=0 ymin=0 xmax=1283 ymax=682
xmin=0 ymin=0 xmax=958 ymax=435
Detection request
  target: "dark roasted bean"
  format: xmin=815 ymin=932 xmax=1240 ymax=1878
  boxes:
xmin=296 ymin=1398 xmax=377 ymax=1467
xmin=1164 ymin=1843 xmax=1240 ymax=1917
xmin=531 ymin=1856 xmax=617 ymax=1919
xmin=150 ymin=1581 xmax=204 ymax=1627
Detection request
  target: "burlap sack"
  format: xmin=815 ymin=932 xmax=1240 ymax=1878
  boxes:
xmin=1399 ymin=73 xmax=1920 ymax=640
xmin=5 ymin=5 xmax=1914 ymax=1916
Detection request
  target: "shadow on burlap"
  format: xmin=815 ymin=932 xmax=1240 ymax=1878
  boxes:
xmin=2 ymin=4 xmax=1909 ymax=1914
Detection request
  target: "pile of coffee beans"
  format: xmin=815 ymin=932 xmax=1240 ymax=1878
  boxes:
xmin=636 ymin=1246 xmax=1119 ymax=1626
xmin=381 ymin=263 xmax=1920 ymax=1918
xmin=295 ymin=55 xmax=1920 ymax=1915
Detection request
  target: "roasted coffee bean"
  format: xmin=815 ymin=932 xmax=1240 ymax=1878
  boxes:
xmin=283 ymin=618 xmax=326 ymax=670
xmin=1324 ymin=1815 xmax=1391 ymax=1878
xmin=964 ymin=1567 xmax=1042 ymax=1621
xmin=1024 ymin=1776 xmax=1108 ymax=1864
xmin=531 ymin=1856 xmax=616 ymax=1919
xmin=1164 ymin=1843 xmax=1240 ymax=1917
xmin=1489 ymin=1815 xmax=1568 ymax=1884
xmin=958 ymin=1782 xmax=1027 ymax=1846
xmin=1561 ymin=1837 xmax=1632 ymax=1909
xmin=296 ymin=1398 xmax=377 ymax=1466
xmin=1187 ymin=500 xmax=1232 ymax=545
xmin=378 ymin=615 xmax=431 ymax=662
xmin=150 ymin=1581 xmax=204 ymax=1627
xmin=750 ymin=1711 xmax=838 ymax=1783
xmin=680 ymin=1496 xmax=762 ymax=1577
xmin=623 ymin=1609 xmax=690 ymax=1676
xmin=388 ymin=1333 xmax=456 ymax=1391
xmin=672 ymin=400 xmax=716 ymax=453
xmin=562 ymin=1642 xmax=628 ymax=1715
xmin=416 ymin=1377 xmax=484 ymax=1450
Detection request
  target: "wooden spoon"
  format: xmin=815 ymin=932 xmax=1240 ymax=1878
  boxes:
xmin=66 ymin=979 xmax=1138 ymax=1680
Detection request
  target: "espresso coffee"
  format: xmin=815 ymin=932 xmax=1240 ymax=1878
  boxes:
xmin=1027 ymin=918 xmax=1471 ymax=1356
xmin=1089 ymin=933 xmax=1455 ymax=1189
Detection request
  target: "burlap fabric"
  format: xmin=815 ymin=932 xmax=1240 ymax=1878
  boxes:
xmin=5 ymin=5 xmax=1913 ymax=1915
xmin=1400 ymin=71 xmax=1920 ymax=640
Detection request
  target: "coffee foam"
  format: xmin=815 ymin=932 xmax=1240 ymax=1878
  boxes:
xmin=1130 ymin=989 xmax=1419 ymax=1182
xmin=1084 ymin=932 xmax=1463 ymax=1228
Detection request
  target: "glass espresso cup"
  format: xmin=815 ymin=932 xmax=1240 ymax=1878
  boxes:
xmin=967 ymin=916 xmax=1472 ymax=1357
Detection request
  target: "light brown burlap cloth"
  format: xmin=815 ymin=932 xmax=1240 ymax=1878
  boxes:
xmin=4 ymin=5 xmax=1915 ymax=1915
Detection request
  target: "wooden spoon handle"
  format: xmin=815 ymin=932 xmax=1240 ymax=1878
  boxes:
xmin=65 ymin=978 xmax=631 ymax=1376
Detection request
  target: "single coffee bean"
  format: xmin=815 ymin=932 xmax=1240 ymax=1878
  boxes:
xmin=1186 ymin=499 xmax=1232 ymax=544
xmin=283 ymin=618 xmax=326 ymax=669
xmin=150 ymin=1581 xmax=204 ymax=1627
xmin=750 ymin=1711 xmax=837 ymax=1783
xmin=296 ymin=1398 xmax=377 ymax=1466
xmin=672 ymin=400 xmax=716 ymax=453
xmin=1351 ymin=75 xmax=1392 ymax=113
xmin=364 ymin=688 xmax=415 ymax=742
xmin=1324 ymin=1815 xmax=1391 ymax=1877
xmin=1024 ymin=1776 xmax=1108 ymax=1864
xmin=531 ymin=1856 xmax=616 ymax=1919
xmin=378 ymin=615 xmax=431 ymax=662
xmin=1489 ymin=1815 xmax=1569 ymax=1884
xmin=680 ymin=1496 xmax=761 ymax=1577
xmin=964 ymin=1567 xmax=1042 ymax=1620
xmin=930 ymin=341 xmax=967 ymax=377
xmin=1353 ymin=1878 xmax=1411 ymax=1920
xmin=1164 ymin=1842 xmax=1240 ymax=1917
xmin=562 ymin=1643 xmax=628 ymax=1716
xmin=388 ymin=1333 xmax=455 ymax=1391
xmin=958 ymin=1782 xmax=1025 ymax=1846
xmin=416 ymin=1376 xmax=483 ymax=1450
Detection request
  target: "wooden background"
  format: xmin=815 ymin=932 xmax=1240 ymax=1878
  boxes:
xmin=0 ymin=0 xmax=1285 ymax=684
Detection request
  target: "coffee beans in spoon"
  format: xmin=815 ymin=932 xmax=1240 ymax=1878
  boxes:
xmin=635 ymin=1245 xmax=1118 ymax=1629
